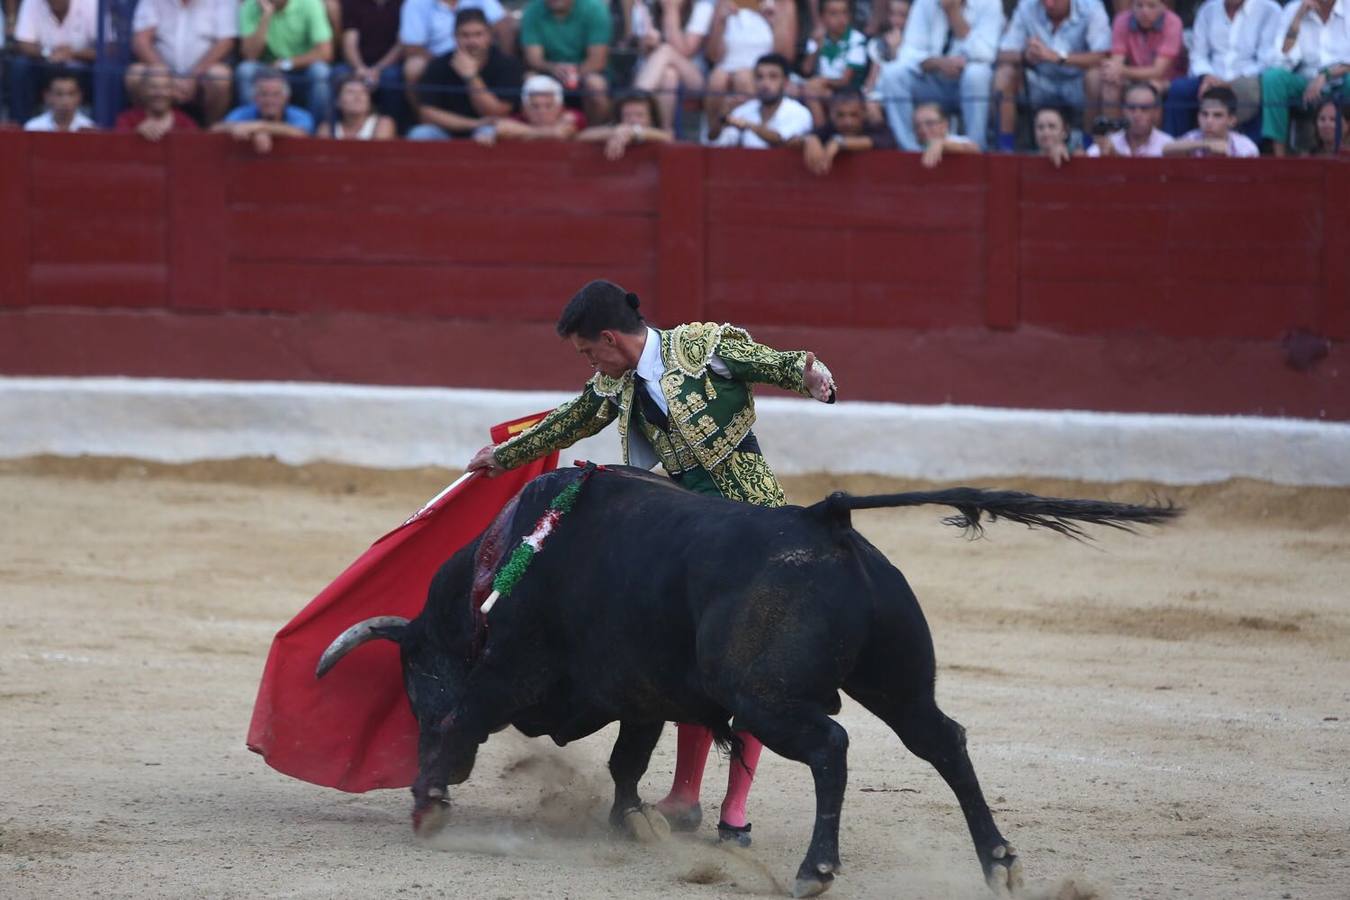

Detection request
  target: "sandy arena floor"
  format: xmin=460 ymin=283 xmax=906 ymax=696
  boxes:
xmin=1 ymin=457 xmax=1347 ymax=899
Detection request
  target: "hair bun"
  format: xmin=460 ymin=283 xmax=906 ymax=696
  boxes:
xmin=625 ymin=292 xmax=640 ymax=310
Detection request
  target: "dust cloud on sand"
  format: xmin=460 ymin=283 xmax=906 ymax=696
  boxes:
xmin=1 ymin=457 xmax=1347 ymax=898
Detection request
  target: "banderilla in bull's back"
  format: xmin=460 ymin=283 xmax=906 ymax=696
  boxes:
xmin=318 ymin=465 xmax=1180 ymax=898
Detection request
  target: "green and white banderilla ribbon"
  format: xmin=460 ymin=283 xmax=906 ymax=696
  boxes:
xmin=479 ymin=469 xmax=593 ymax=615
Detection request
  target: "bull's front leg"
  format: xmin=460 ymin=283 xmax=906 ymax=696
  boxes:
xmin=606 ymin=720 xmax=669 ymax=843
xmin=410 ymin=670 xmax=544 ymax=836
xmin=410 ymin=711 xmax=483 ymax=836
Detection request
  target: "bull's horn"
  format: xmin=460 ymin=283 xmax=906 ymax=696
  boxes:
xmin=315 ymin=616 xmax=410 ymax=679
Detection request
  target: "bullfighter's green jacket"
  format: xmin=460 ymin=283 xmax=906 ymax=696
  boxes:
xmin=492 ymin=323 xmax=832 ymax=508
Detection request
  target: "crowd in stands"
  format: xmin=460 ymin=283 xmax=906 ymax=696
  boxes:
xmin=1 ymin=0 xmax=1346 ymax=162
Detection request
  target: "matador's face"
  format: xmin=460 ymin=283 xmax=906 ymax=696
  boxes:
xmin=569 ymin=332 xmax=633 ymax=379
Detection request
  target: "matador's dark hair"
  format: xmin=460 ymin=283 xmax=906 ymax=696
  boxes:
xmin=555 ymin=280 xmax=646 ymax=339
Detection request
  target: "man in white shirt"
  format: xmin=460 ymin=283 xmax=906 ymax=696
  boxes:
xmin=23 ymin=68 xmax=95 ymax=130
xmin=7 ymin=0 xmax=96 ymax=123
xmin=708 ymin=52 xmax=814 ymax=148
xmin=127 ymin=0 xmax=239 ymax=126
xmin=1261 ymin=0 xmax=1350 ymax=155
xmin=879 ymin=0 xmax=1004 ymax=151
xmin=1163 ymin=0 xmax=1280 ymax=141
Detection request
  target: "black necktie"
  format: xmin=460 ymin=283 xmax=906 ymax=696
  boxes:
xmin=632 ymin=374 xmax=670 ymax=432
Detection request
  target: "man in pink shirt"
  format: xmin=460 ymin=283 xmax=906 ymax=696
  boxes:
xmin=1086 ymin=80 xmax=1172 ymax=156
xmin=1101 ymin=0 xmax=1184 ymax=117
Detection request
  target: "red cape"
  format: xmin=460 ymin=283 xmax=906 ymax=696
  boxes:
xmin=246 ymin=414 xmax=559 ymax=792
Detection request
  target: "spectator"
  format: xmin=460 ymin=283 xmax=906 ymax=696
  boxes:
xmin=798 ymin=0 xmax=869 ymax=125
xmin=23 ymin=68 xmax=94 ymax=130
xmin=1261 ymin=0 xmax=1350 ymax=157
xmin=1163 ymin=85 xmax=1260 ymax=156
xmin=400 ymin=0 xmax=510 ymax=102
xmin=1085 ymin=79 xmax=1170 ymax=154
xmin=126 ymin=0 xmax=237 ymax=126
xmin=487 ymin=72 xmax=586 ymax=140
xmin=409 ymin=7 xmax=522 ymax=139
xmin=914 ymin=99 xmax=977 ymax=166
xmin=993 ymin=0 xmax=1110 ymax=152
xmin=802 ymin=0 xmax=872 ymax=34
xmin=214 ymin=66 xmax=316 ymax=154
xmin=577 ymin=89 xmax=675 ymax=158
xmin=520 ymin=0 xmax=613 ymax=125
xmin=326 ymin=74 xmax=397 ymax=136
xmin=862 ymin=0 xmax=909 ymax=124
xmin=115 ymin=68 xmax=200 ymax=140
xmin=334 ymin=0 xmax=406 ymax=123
xmin=7 ymin=0 xmax=96 ymax=125
xmin=705 ymin=0 xmax=797 ymax=137
xmin=1161 ymin=0 xmax=1279 ymax=142
xmin=1101 ymin=0 xmax=1184 ymax=118
xmin=237 ymin=0 xmax=335 ymax=127
xmin=631 ymin=0 xmax=715 ymax=131
xmin=1033 ymin=103 xmax=1072 ymax=165
xmin=880 ymin=0 xmax=1004 ymax=151
xmin=802 ymin=86 xmax=896 ymax=173
xmin=1310 ymin=98 xmax=1349 ymax=156
xmin=708 ymin=51 xmax=813 ymax=146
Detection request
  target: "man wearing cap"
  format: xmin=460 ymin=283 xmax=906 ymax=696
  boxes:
xmin=466 ymin=279 xmax=838 ymax=847
xmin=491 ymin=72 xmax=586 ymax=140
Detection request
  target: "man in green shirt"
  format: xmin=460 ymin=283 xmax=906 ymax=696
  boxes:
xmin=519 ymin=0 xmax=611 ymax=124
xmin=238 ymin=0 xmax=334 ymax=125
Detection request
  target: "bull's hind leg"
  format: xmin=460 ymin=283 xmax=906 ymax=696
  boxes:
xmin=866 ymin=696 xmax=1023 ymax=895
xmin=607 ymin=720 xmax=670 ymax=843
xmin=735 ymin=702 xmax=848 ymax=898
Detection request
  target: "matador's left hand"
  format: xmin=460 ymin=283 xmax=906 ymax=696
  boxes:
xmin=803 ymin=352 xmax=837 ymax=403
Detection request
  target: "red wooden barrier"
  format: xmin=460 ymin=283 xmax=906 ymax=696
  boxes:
xmin=0 ymin=131 xmax=1343 ymax=419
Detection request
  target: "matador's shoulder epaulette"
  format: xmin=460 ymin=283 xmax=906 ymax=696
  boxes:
xmin=665 ymin=322 xmax=755 ymax=377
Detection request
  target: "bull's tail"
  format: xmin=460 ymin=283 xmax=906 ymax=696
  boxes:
xmin=812 ymin=487 xmax=1181 ymax=540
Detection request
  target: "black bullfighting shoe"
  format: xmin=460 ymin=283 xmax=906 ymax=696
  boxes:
xmin=716 ymin=821 xmax=752 ymax=848
xmin=654 ymin=800 xmax=703 ymax=832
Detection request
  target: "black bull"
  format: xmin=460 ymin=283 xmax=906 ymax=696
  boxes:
xmin=318 ymin=465 xmax=1178 ymax=897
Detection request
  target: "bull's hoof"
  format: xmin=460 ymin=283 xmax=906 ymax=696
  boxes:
xmin=412 ymin=799 xmax=450 ymax=837
xmin=791 ymin=872 xmax=834 ymax=898
xmin=621 ymin=804 xmax=671 ymax=844
xmin=984 ymin=844 xmax=1023 ymax=897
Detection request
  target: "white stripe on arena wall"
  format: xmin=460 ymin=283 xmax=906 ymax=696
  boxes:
xmin=1 ymin=377 xmax=1347 ymax=486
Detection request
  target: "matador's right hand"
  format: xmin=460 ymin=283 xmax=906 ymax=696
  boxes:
xmin=467 ymin=444 xmax=505 ymax=477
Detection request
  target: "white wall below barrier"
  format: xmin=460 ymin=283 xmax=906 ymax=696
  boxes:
xmin=2 ymin=377 xmax=1347 ymax=486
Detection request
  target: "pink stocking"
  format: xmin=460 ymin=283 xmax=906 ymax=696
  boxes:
xmin=659 ymin=723 xmax=714 ymax=809
xmin=719 ymin=731 xmax=763 ymax=828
